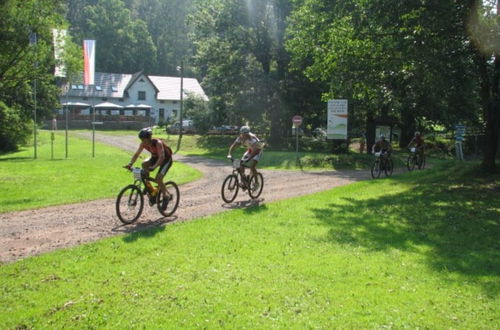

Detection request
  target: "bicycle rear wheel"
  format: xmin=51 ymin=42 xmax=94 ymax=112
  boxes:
xmin=371 ymin=159 xmax=382 ymax=178
xmin=248 ymin=173 xmax=264 ymax=199
xmin=116 ymin=185 xmax=144 ymax=224
xmin=385 ymin=158 xmax=394 ymax=177
xmin=418 ymin=154 xmax=426 ymax=169
xmin=221 ymin=174 xmax=239 ymax=203
xmin=407 ymin=155 xmax=416 ymax=171
xmin=157 ymin=181 xmax=180 ymax=217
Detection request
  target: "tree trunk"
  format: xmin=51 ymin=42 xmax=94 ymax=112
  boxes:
xmin=399 ymin=108 xmax=416 ymax=148
xmin=366 ymin=110 xmax=375 ymax=154
xmin=476 ymin=52 xmax=498 ymax=171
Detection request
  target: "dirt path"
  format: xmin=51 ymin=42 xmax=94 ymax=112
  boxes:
xmin=0 ymin=134 xmax=376 ymax=263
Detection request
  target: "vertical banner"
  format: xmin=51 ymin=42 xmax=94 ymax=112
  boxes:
xmin=327 ymin=99 xmax=348 ymax=140
xmin=83 ymin=39 xmax=95 ymax=85
xmin=52 ymin=29 xmax=67 ymax=77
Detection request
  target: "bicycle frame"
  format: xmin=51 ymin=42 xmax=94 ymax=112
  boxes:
xmin=230 ymin=158 xmax=251 ymax=188
xmin=130 ymin=167 xmax=158 ymax=203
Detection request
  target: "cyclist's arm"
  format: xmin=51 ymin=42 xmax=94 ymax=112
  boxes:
xmin=247 ymin=144 xmax=261 ymax=160
xmin=127 ymin=144 xmax=144 ymax=167
xmin=407 ymin=137 xmax=415 ymax=148
xmin=228 ymin=142 xmax=240 ymax=157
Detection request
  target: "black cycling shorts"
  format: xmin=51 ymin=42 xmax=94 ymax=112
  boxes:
xmin=147 ymin=156 xmax=172 ymax=176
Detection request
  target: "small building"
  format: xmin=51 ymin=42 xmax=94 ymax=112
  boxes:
xmin=57 ymin=71 xmax=208 ymax=129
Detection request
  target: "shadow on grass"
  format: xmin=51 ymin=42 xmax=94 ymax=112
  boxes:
xmin=115 ymin=217 xmax=171 ymax=243
xmin=310 ymin=164 xmax=500 ymax=293
xmin=0 ymin=156 xmax=33 ymax=162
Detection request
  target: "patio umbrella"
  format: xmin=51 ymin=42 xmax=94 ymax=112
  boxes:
xmin=61 ymin=101 xmax=90 ymax=108
xmin=124 ymin=104 xmax=152 ymax=109
xmin=94 ymin=102 xmax=124 ymax=109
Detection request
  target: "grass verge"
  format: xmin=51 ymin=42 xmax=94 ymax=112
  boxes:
xmin=0 ymin=131 xmax=201 ymax=213
xmin=0 ymin=162 xmax=498 ymax=328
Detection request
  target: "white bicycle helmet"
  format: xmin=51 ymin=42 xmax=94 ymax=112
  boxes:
xmin=240 ymin=125 xmax=250 ymax=134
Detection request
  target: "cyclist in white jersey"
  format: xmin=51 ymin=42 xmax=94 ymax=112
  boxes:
xmin=227 ymin=125 xmax=263 ymax=186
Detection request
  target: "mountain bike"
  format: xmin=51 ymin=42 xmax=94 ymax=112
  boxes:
xmin=406 ymin=147 xmax=426 ymax=171
xmin=371 ymin=151 xmax=393 ymax=179
xmin=221 ymin=157 xmax=264 ymax=203
xmin=116 ymin=167 xmax=180 ymax=224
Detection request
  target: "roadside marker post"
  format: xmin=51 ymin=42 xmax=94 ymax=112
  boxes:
xmin=292 ymin=115 xmax=303 ymax=166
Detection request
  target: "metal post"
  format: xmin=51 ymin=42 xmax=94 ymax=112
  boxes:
xmin=180 ymin=60 xmax=184 ymax=133
xmin=32 ymin=32 xmax=38 ymax=159
xmin=92 ymin=106 xmax=95 ymax=158
xmin=33 ymin=78 xmax=37 ymax=159
xmin=65 ymin=103 xmax=69 ymax=158
xmin=176 ymin=61 xmax=184 ymax=152
xmin=295 ymin=126 xmax=299 ymax=165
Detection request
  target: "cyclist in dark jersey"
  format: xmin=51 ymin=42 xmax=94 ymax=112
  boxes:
xmin=125 ymin=127 xmax=173 ymax=205
xmin=372 ymin=134 xmax=392 ymax=155
xmin=407 ymin=131 xmax=425 ymax=160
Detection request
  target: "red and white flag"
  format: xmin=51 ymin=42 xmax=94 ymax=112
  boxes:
xmin=83 ymin=39 xmax=95 ymax=85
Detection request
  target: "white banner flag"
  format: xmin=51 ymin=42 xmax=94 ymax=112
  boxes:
xmin=52 ymin=29 xmax=67 ymax=77
xmin=83 ymin=39 xmax=96 ymax=85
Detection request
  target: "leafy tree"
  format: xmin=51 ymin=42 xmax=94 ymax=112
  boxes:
xmin=0 ymin=0 xmax=78 ymax=152
xmin=467 ymin=0 xmax=499 ymax=170
xmin=68 ymin=0 xmax=157 ymax=74
xmin=184 ymin=94 xmax=212 ymax=133
xmin=287 ymin=0 xmax=486 ymax=154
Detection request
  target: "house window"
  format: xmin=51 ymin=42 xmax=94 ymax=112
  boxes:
xmin=78 ymin=85 xmax=84 ymax=90
xmin=172 ymin=110 xmax=178 ymax=118
xmin=71 ymin=84 xmax=78 ymax=89
xmin=159 ymin=108 xmax=165 ymax=119
xmin=160 ymin=100 xmax=165 ymax=104
xmin=111 ymin=86 xmax=118 ymax=92
xmin=138 ymin=91 xmax=146 ymax=100
xmin=119 ymin=98 xmax=124 ymax=102
xmin=95 ymin=86 xmax=102 ymax=91
xmin=101 ymin=97 xmax=107 ymax=101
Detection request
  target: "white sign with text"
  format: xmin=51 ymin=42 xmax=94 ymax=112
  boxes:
xmin=327 ymin=99 xmax=348 ymax=140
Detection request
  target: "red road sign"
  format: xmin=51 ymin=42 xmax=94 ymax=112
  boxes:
xmin=292 ymin=115 xmax=303 ymax=126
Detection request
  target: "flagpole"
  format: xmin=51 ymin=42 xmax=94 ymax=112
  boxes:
xmin=31 ymin=32 xmax=38 ymax=159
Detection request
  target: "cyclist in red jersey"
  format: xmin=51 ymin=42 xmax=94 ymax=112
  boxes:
xmin=125 ymin=128 xmax=173 ymax=207
xmin=407 ymin=131 xmax=425 ymax=160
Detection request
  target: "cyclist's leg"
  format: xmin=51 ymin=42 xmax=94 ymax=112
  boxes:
xmin=156 ymin=157 xmax=172 ymax=198
xmin=141 ymin=158 xmax=155 ymax=177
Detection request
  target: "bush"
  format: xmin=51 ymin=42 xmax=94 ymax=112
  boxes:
xmin=0 ymin=101 xmax=30 ymax=153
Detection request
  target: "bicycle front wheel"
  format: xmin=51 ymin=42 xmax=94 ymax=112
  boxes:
xmin=385 ymin=158 xmax=394 ymax=177
xmin=371 ymin=159 xmax=382 ymax=179
xmin=116 ymin=185 xmax=144 ymax=224
xmin=221 ymin=174 xmax=239 ymax=203
xmin=157 ymin=181 xmax=180 ymax=217
xmin=407 ymin=155 xmax=416 ymax=171
xmin=248 ymin=173 xmax=264 ymax=199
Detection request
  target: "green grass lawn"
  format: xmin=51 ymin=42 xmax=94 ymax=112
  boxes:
xmin=1 ymin=162 xmax=498 ymax=328
xmin=0 ymin=131 xmax=201 ymax=213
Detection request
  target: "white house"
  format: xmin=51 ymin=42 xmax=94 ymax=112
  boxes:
xmin=58 ymin=71 xmax=208 ymax=129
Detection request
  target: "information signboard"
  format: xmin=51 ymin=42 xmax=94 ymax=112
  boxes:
xmin=327 ymin=99 xmax=348 ymax=140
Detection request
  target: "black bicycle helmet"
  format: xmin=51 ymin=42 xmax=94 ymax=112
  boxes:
xmin=138 ymin=127 xmax=152 ymax=139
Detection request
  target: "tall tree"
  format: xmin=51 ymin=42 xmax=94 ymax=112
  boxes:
xmin=0 ymin=0 xmax=79 ymax=151
xmin=287 ymin=0 xmax=483 ymax=152
xmin=68 ymin=0 xmax=157 ymax=74
xmin=467 ymin=0 xmax=499 ymax=170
